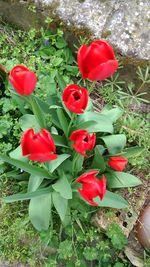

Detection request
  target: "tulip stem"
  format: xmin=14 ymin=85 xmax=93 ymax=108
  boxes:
xmin=88 ymin=80 xmax=97 ymax=94
xmin=67 ymin=113 xmax=76 ymax=137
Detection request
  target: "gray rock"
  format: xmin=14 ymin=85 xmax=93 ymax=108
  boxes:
xmin=0 ymin=0 xmax=150 ymax=59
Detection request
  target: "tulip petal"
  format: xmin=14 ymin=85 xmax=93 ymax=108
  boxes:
xmin=41 ymin=129 xmax=56 ymax=153
xmin=94 ymin=40 xmax=116 ymax=60
xmin=28 ymin=153 xmax=58 ymax=162
xmin=21 ymin=128 xmax=34 ymax=155
xmin=88 ymin=59 xmax=118 ymax=81
xmin=76 ymin=170 xmax=99 ymax=183
xmin=108 ymin=156 xmax=128 ymax=171
xmin=78 ymin=188 xmax=98 ymax=206
xmin=77 ymin=45 xmax=90 ymax=78
xmin=23 ymin=71 xmax=37 ymax=95
xmin=81 ymin=42 xmax=109 ymax=76
xmin=9 ymin=76 xmax=25 ymax=96
xmin=69 ymin=129 xmax=87 ymax=140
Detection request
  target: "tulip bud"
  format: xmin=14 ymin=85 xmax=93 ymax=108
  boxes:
xmin=62 ymin=84 xmax=88 ymax=114
xmin=69 ymin=129 xmax=96 ymax=156
xmin=76 ymin=170 xmax=106 ymax=206
xmin=108 ymin=156 xmax=128 ymax=172
xmin=9 ymin=65 xmax=37 ymax=96
xmin=21 ymin=128 xmax=57 ymax=162
xmin=77 ymin=40 xmax=118 ymax=81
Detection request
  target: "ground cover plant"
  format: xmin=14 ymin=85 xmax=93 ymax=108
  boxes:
xmin=0 ymin=20 xmax=150 ymax=266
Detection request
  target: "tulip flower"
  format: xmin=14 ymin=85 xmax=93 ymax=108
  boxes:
xmin=76 ymin=170 xmax=106 ymax=206
xmin=21 ymin=128 xmax=57 ymax=162
xmin=9 ymin=65 xmax=37 ymax=96
xmin=69 ymin=129 xmax=96 ymax=156
xmin=108 ymin=156 xmax=128 ymax=172
xmin=62 ymin=84 xmax=88 ymax=114
xmin=77 ymin=40 xmax=118 ymax=81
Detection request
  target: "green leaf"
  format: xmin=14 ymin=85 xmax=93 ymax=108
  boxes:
xmin=94 ymin=191 xmax=128 ymax=208
xmin=29 ymin=96 xmax=46 ymax=128
xmin=73 ymin=120 xmax=97 ymax=132
xmin=91 ymin=145 xmax=106 ymax=172
xmin=51 ymin=134 xmax=68 ymax=148
xmin=29 ymin=193 xmax=51 ymax=231
xmin=47 ymin=154 xmax=70 ymax=173
xmin=57 ymin=108 xmax=69 ymax=137
xmin=101 ymin=107 xmax=123 ymax=122
xmin=55 ymin=72 xmax=66 ymax=91
xmin=0 ymin=154 xmax=50 ymax=178
xmin=52 ymin=57 xmax=63 ymax=67
xmin=72 ymin=153 xmax=84 ymax=173
xmin=52 ymin=173 xmax=72 ymax=199
xmin=19 ymin=114 xmax=40 ymax=131
xmin=101 ymin=134 xmax=126 ymax=154
xmin=56 ymin=37 xmax=67 ymax=48
xmin=28 ymin=174 xmax=44 ymax=193
xmin=120 ymin=147 xmax=144 ymax=158
xmin=34 ymin=96 xmax=50 ymax=114
xmin=85 ymin=96 xmax=94 ymax=112
xmin=11 ymin=93 xmax=26 ymax=115
xmin=52 ymin=192 xmax=68 ymax=221
xmin=3 ymin=187 xmax=51 ymax=203
xmin=9 ymin=145 xmax=28 ymax=162
xmin=105 ymin=171 xmax=142 ymax=188
xmin=77 ymin=112 xmax=113 ymax=133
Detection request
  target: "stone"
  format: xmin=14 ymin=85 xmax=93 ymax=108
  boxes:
xmin=0 ymin=0 xmax=150 ymax=60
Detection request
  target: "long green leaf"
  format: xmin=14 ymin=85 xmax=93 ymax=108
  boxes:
xmin=28 ymin=174 xmax=44 ymax=193
xmin=101 ymin=134 xmax=126 ymax=154
xmin=91 ymin=145 xmax=106 ymax=172
xmin=100 ymin=107 xmax=123 ymax=122
xmin=94 ymin=190 xmax=128 ymax=208
xmin=77 ymin=112 xmax=113 ymax=133
xmin=120 ymin=147 xmax=144 ymax=158
xmin=52 ymin=173 xmax=72 ymax=199
xmin=29 ymin=96 xmax=46 ymax=128
xmin=52 ymin=192 xmax=68 ymax=221
xmin=51 ymin=134 xmax=68 ymax=148
xmin=0 ymin=154 xmax=50 ymax=178
xmin=19 ymin=114 xmax=40 ymax=132
xmin=3 ymin=187 xmax=51 ymax=203
xmin=105 ymin=171 xmax=142 ymax=188
xmin=9 ymin=145 xmax=28 ymax=162
xmin=47 ymin=154 xmax=70 ymax=173
xmin=72 ymin=153 xmax=84 ymax=174
xmin=57 ymin=108 xmax=69 ymax=137
xmin=29 ymin=193 xmax=51 ymax=231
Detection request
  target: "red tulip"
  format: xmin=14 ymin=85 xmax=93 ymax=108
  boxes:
xmin=76 ymin=170 xmax=106 ymax=206
xmin=69 ymin=129 xmax=96 ymax=156
xmin=62 ymin=84 xmax=88 ymax=114
xmin=108 ymin=156 xmax=128 ymax=172
xmin=9 ymin=65 xmax=37 ymax=96
xmin=77 ymin=40 xmax=118 ymax=81
xmin=21 ymin=128 xmax=57 ymax=162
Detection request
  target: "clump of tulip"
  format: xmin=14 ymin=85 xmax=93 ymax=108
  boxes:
xmin=0 ymin=39 xmax=142 ymax=231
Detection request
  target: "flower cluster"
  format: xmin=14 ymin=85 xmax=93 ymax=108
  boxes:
xmin=8 ymin=40 xmax=129 ymax=207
